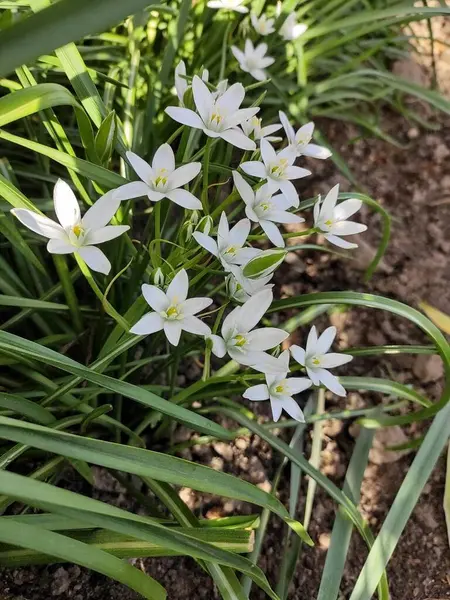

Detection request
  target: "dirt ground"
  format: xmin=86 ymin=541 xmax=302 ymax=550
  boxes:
xmin=2 ymin=53 xmax=450 ymax=600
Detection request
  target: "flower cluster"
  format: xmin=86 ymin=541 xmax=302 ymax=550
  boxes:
xmin=11 ymin=57 xmax=367 ymax=424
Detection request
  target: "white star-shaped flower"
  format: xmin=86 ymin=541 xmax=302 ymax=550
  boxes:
xmin=279 ymin=13 xmax=308 ymax=41
xmin=232 ymin=171 xmax=304 ymax=247
xmin=314 ymin=184 xmax=367 ymax=249
xmin=166 ymin=76 xmax=258 ymax=150
xmin=279 ymin=111 xmax=331 ymax=160
xmin=251 ymin=12 xmax=276 ymax=36
xmin=112 ymin=145 xmax=201 ymax=210
xmin=231 ymin=40 xmax=275 ymax=82
xmin=207 ymin=0 xmax=248 ymax=12
xmin=209 ymin=289 xmax=288 ymax=373
xmin=11 ymin=180 xmax=129 ymax=275
xmin=290 ymin=325 xmax=353 ymax=396
xmin=130 ymin=269 xmax=212 ymax=346
xmin=243 ymin=350 xmax=312 ymax=421
xmin=241 ymin=139 xmax=311 ymax=208
xmin=241 ymin=115 xmax=282 ymax=144
xmin=193 ymin=211 xmax=261 ymax=272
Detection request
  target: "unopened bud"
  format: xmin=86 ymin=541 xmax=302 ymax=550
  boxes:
xmin=243 ymin=249 xmax=286 ymax=279
xmin=153 ymin=267 xmax=164 ymax=286
xmin=196 ymin=215 xmax=213 ymax=235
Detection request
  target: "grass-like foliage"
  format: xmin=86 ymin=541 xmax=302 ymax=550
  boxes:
xmin=0 ymin=1 xmax=449 ymax=599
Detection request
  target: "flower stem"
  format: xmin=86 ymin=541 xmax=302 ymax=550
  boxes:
xmin=202 ymin=138 xmax=213 ymax=214
xmin=74 ymin=254 xmax=129 ymax=332
xmin=154 ymin=201 xmax=162 ymax=265
xmin=53 ymin=255 xmax=83 ymax=333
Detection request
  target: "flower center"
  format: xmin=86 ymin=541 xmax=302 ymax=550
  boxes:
xmin=209 ymin=111 xmax=224 ymax=130
xmin=233 ymin=334 xmax=247 ymax=348
xmin=311 ymin=356 xmax=321 ymax=366
xmin=72 ymin=224 xmax=84 ymax=237
xmin=224 ymin=245 xmax=237 ymax=256
xmin=163 ymin=304 xmax=183 ymax=320
xmin=270 ymin=158 xmax=288 ymax=179
xmin=271 ymin=379 xmax=288 ymax=395
xmin=154 ymin=168 xmax=168 ymax=188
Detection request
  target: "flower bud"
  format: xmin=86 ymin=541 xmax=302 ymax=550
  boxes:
xmin=153 ymin=267 xmax=164 ymax=286
xmin=226 ymin=274 xmax=247 ymax=304
xmin=243 ymin=249 xmax=286 ymax=279
xmin=196 ymin=215 xmax=213 ymax=235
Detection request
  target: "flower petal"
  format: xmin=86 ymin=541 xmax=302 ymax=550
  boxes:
xmin=324 ymin=234 xmax=358 ymax=249
xmin=250 ymin=69 xmax=267 ymax=82
xmin=164 ymin=320 xmax=183 ymax=346
xmin=260 ymin=139 xmax=277 ymax=166
xmin=228 ymin=218 xmax=250 ymax=248
xmin=216 ymin=82 xmax=245 ymax=113
xmin=53 ymin=179 xmax=80 ymax=228
xmin=11 ymin=209 xmax=65 ymax=239
xmin=224 ymin=107 xmax=259 ymax=129
xmin=231 ymin=46 xmax=245 ymax=64
xmin=166 ymin=189 xmax=202 ymax=210
xmin=284 ymin=166 xmax=312 ymax=180
xmin=182 ymin=315 xmax=211 ymax=337
xmin=233 ymin=247 xmax=262 ymax=264
xmin=331 ymin=221 xmax=367 ymax=236
xmin=168 ymin=162 xmax=201 ymax=189
xmin=82 ymin=190 xmax=121 ymax=229
xmin=165 ymin=106 xmax=204 ymax=129
xmin=319 ymin=353 xmax=353 ymax=369
xmin=321 ymin=184 xmax=339 ymax=220
xmin=126 ymin=151 xmax=153 ymax=183
xmin=315 ymin=326 xmax=337 ymax=355
xmin=46 ymin=239 xmax=74 ymax=254
xmin=333 ymin=198 xmax=363 ymax=221
xmin=243 ymin=384 xmax=269 ymax=401
xmin=233 ymin=171 xmax=255 ymax=205
xmin=85 ymin=225 xmax=129 ymax=244
xmin=152 ymin=143 xmax=175 ymax=173
xmin=130 ymin=312 xmax=164 ymax=335
xmin=290 ymin=345 xmax=306 ymax=366
xmin=246 ymin=327 xmax=289 ymax=351
xmin=209 ymin=334 xmax=227 ymax=358
xmin=142 ymin=284 xmax=169 ymax=312
xmin=306 ymin=325 xmax=318 ymax=353
xmin=266 ymin=210 xmax=303 ymax=224
xmin=166 ymin=269 xmax=189 ymax=304
xmin=77 ymin=245 xmax=111 ymax=275
xmin=276 ymin=394 xmax=305 ymax=422
xmin=278 ymin=110 xmax=296 ymax=144
xmin=269 ymin=396 xmax=283 ymax=421
xmin=316 ymin=368 xmax=347 ymax=397
xmin=193 ymin=231 xmax=219 ymax=256
xmin=112 ymin=181 xmax=150 ymax=201
xmin=240 ymin=161 xmax=267 ymax=178
xmin=278 ymin=180 xmax=299 ymax=208
xmin=260 ymin=220 xmax=284 ymax=247
xmin=306 ymin=366 xmax=321 ymax=386
xmin=220 ymin=128 xmax=256 ymax=151
xmin=235 ymin=289 xmax=273 ymax=332
xmin=192 ymin=75 xmax=212 ymax=124
xmin=301 ymin=143 xmax=332 ymax=160
xmin=181 ymin=297 xmax=212 ymax=315
xmin=287 ymin=377 xmax=312 ymax=395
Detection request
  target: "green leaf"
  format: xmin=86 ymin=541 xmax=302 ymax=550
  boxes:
xmin=0 ymin=173 xmax=39 ymax=211
xmin=0 ymin=212 xmax=46 ymax=274
xmin=0 ymin=83 xmax=81 ymax=127
xmin=0 ymin=392 xmax=55 ymax=425
xmin=0 ymin=330 xmax=232 ymax=439
xmin=0 ymin=0 xmax=162 ymax=77
xmin=0 ymin=518 xmax=166 ymax=599
xmin=95 ymin=110 xmax=117 ymax=164
xmin=349 ymin=399 xmax=450 ymax=600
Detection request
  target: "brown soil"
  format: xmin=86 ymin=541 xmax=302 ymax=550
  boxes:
xmin=2 ymin=61 xmax=450 ymax=600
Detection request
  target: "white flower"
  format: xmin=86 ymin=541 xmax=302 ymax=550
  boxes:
xmin=166 ymin=76 xmax=258 ymax=151
xmin=241 ymin=139 xmax=311 ymax=208
xmin=279 ymin=111 xmax=331 ymax=160
xmin=207 ymin=0 xmax=248 ymax=12
xmin=314 ymin=184 xmax=367 ymax=249
xmin=241 ymin=115 xmax=281 ymax=143
xmin=209 ymin=289 xmax=289 ymax=372
xmin=251 ymin=12 xmax=275 ymax=36
xmin=243 ymin=350 xmax=312 ymax=421
xmin=226 ymin=267 xmax=273 ymax=303
xmin=11 ymin=180 xmax=128 ymax=275
xmin=279 ymin=13 xmax=307 ymax=41
xmin=193 ymin=211 xmax=261 ymax=272
xmin=290 ymin=326 xmax=352 ymax=396
xmin=175 ymin=61 xmax=209 ymax=106
xmin=232 ymin=171 xmax=303 ymax=247
xmin=113 ymin=145 xmax=201 ymax=210
xmin=231 ymin=40 xmax=275 ymax=82
xmin=130 ymin=269 xmax=212 ymax=346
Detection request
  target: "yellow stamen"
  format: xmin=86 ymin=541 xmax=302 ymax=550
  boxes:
xmin=166 ymin=306 xmax=178 ymax=318
xmin=275 ymin=384 xmax=284 ymax=393
xmin=234 ymin=334 xmax=247 ymax=347
xmin=72 ymin=224 xmax=83 ymax=237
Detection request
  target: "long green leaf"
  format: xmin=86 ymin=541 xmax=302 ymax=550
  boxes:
xmin=0 ymin=518 xmax=165 ymax=599
xmin=0 ymin=0 xmax=160 ymax=77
